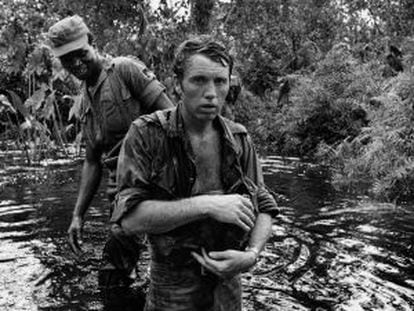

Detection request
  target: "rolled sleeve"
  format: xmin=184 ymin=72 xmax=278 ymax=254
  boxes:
xmin=257 ymin=187 xmax=279 ymax=218
xmin=116 ymin=57 xmax=166 ymax=111
xmin=111 ymin=188 xmax=149 ymax=224
xmin=140 ymin=79 xmax=167 ymax=109
xmin=110 ymin=121 xmax=153 ymax=224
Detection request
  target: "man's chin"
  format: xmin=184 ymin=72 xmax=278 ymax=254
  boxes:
xmin=196 ymin=113 xmax=218 ymax=122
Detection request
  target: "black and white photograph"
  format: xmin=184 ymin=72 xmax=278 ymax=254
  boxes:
xmin=1 ymin=0 xmax=413 ymax=310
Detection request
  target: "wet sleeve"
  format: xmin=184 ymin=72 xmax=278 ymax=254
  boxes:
xmin=240 ymin=133 xmax=279 ymax=218
xmin=117 ymin=58 xmax=167 ymax=112
xmin=110 ymin=121 xmax=153 ymax=224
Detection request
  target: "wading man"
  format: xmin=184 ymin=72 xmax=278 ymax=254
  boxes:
xmin=112 ymin=36 xmax=278 ymax=310
xmin=46 ymin=15 xmax=173 ymax=290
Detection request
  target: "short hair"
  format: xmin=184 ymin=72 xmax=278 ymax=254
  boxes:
xmin=173 ymin=35 xmax=233 ymax=81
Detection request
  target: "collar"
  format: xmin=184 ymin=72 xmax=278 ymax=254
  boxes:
xmin=82 ymin=55 xmax=113 ymax=97
xmin=160 ymin=104 xmax=244 ymax=155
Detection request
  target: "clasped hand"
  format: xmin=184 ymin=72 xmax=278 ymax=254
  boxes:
xmin=205 ymin=194 xmax=256 ymax=232
xmin=191 ymin=248 xmax=257 ymax=279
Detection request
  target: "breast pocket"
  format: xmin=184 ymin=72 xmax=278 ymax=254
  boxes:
xmin=102 ymin=88 xmax=137 ymax=141
xmin=119 ymin=80 xmax=142 ymax=121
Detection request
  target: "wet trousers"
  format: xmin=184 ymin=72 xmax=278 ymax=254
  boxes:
xmin=98 ymin=223 xmax=143 ymax=288
xmin=99 ymin=173 xmax=143 ymax=289
xmin=145 ymin=261 xmax=242 ymax=311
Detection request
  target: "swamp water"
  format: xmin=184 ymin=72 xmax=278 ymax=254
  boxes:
xmin=0 ymin=151 xmax=413 ymax=311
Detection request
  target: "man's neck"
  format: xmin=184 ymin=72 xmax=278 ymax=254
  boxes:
xmin=86 ymin=67 xmax=102 ymax=87
xmin=185 ymin=119 xmax=215 ymax=138
xmin=181 ymin=109 xmax=216 ymax=136
xmin=85 ymin=56 xmax=104 ymax=87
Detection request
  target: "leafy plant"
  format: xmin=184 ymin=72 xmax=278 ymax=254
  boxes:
xmin=316 ymin=49 xmax=414 ymax=201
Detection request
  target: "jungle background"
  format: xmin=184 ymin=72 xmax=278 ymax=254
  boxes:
xmin=2 ymin=0 xmax=414 ymax=202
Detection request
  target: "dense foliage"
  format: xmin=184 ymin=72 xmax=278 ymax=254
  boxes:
xmin=2 ymin=0 xmax=414 ymax=200
xmin=315 ymin=50 xmax=414 ymax=201
xmin=238 ymin=43 xmax=382 ymax=156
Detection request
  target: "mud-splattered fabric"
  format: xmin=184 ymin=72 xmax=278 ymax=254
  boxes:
xmin=113 ymin=105 xmax=278 ymax=309
xmin=145 ymin=261 xmax=241 ymax=311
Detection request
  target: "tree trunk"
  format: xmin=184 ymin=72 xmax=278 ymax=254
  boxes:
xmin=190 ymin=0 xmax=215 ymax=34
xmin=282 ymin=0 xmax=290 ymax=22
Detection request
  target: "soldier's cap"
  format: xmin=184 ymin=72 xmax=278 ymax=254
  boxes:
xmin=47 ymin=15 xmax=90 ymax=57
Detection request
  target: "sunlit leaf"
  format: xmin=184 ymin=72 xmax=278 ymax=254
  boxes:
xmin=20 ymin=119 xmax=32 ymax=130
xmin=68 ymin=95 xmax=82 ymax=121
xmin=41 ymin=91 xmax=56 ymax=120
xmin=65 ymin=124 xmax=74 ymax=133
xmin=25 ymin=87 xmax=47 ymax=111
xmin=0 ymin=94 xmax=16 ymax=113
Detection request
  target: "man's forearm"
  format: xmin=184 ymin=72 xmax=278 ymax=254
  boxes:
xmin=246 ymin=213 xmax=272 ymax=254
xmin=72 ymin=159 xmax=102 ymax=218
xmin=120 ymin=193 xmax=255 ymax=235
xmin=121 ymin=196 xmax=208 ymax=235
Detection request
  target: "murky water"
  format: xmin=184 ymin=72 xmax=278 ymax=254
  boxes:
xmin=1 ymin=151 xmax=413 ymax=311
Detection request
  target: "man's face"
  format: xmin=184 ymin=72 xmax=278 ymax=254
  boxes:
xmin=59 ymin=44 xmax=99 ymax=81
xmin=179 ymin=54 xmax=230 ymax=123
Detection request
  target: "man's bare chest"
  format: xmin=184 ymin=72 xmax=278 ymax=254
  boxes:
xmin=189 ymin=131 xmax=223 ymax=194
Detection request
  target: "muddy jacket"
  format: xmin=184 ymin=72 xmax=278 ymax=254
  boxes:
xmin=112 ymin=106 xmax=278 ymax=265
xmin=79 ymin=55 xmax=166 ymax=198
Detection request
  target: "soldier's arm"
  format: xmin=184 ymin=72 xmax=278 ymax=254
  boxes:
xmin=116 ymin=58 xmax=174 ymax=112
xmin=152 ymin=91 xmax=174 ymax=111
xmin=68 ymin=144 xmax=103 ymax=254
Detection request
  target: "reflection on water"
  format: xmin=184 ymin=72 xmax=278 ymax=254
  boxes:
xmin=0 ymin=155 xmax=109 ymax=311
xmin=0 ymin=154 xmax=413 ymax=310
xmin=247 ymin=156 xmax=414 ymax=310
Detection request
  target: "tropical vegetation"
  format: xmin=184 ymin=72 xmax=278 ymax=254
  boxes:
xmin=1 ymin=0 xmax=414 ymax=201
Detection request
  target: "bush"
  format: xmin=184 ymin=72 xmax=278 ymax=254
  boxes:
xmin=236 ymin=43 xmax=381 ymax=158
xmin=316 ymin=68 xmax=414 ymax=201
xmin=233 ymin=89 xmax=281 ymax=155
